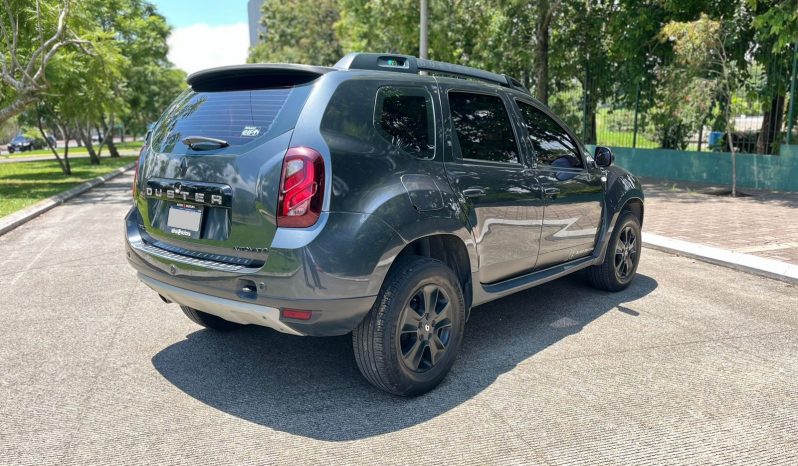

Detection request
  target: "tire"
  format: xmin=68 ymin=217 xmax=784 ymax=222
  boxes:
xmin=353 ymin=257 xmax=466 ymax=396
xmin=180 ymin=305 xmax=245 ymax=331
xmin=587 ymin=211 xmax=642 ymax=291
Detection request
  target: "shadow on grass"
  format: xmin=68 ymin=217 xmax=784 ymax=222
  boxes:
xmin=152 ymin=272 xmax=658 ymax=441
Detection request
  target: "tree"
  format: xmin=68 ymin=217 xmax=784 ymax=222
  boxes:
xmin=663 ymin=15 xmax=746 ymax=195
xmin=103 ymin=0 xmax=185 ymax=143
xmin=748 ymin=0 xmax=797 ymax=153
xmin=0 ymin=0 xmax=90 ymax=124
xmin=249 ymin=0 xmax=342 ymax=65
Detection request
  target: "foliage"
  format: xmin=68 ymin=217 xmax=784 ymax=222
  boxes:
xmin=749 ymin=0 xmax=798 ymax=51
xmin=7 ymin=0 xmax=184 ymax=172
xmin=0 ymin=0 xmax=91 ymax=123
xmin=249 ymin=0 xmax=342 ymax=65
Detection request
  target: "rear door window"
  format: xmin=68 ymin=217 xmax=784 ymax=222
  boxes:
xmin=447 ymin=91 xmax=520 ymax=163
xmin=374 ymin=87 xmax=435 ymax=158
xmin=150 ymin=88 xmax=295 ymax=153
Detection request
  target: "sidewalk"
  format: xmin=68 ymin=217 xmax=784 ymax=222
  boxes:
xmin=641 ymin=179 xmax=798 ymax=266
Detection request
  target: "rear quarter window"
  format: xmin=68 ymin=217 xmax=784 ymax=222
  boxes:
xmin=150 ymin=87 xmax=297 ymax=154
xmin=374 ymin=87 xmax=435 ymax=158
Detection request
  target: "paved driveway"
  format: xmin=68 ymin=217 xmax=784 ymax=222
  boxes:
xmin=1 ymin=174 xmax=797 ymax=464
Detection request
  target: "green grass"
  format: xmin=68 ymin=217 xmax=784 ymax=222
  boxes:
xmin=0 ymin=156 xmax=137 ymax=218
xmin=1 ymin=140 xmax=143 ymax=158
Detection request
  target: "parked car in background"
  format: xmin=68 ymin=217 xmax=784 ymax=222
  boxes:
xmin=8 ymin=135 xmax=37 ymax=153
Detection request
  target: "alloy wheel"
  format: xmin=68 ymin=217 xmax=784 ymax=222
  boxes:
xmin=614 ymin=225 xmax=638 ymax=280
xmin=397 ymin=284 xmax=453 ymax=372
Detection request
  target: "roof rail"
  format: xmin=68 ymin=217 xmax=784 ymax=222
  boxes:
xmin=334 ymin=52 xmax=528 ymax=93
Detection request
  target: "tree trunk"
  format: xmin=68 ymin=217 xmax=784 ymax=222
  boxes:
xmin=61 ymin=125 xmax=72 ymax=175
xmin=76 ymin=120 xmax=100 ymax=164
xmin=756 ymin=94 xmax=786 ymax=154
xmin=95 ymin=125 xmax=105 ymax=157
xmin=37 ymin=114 xmax=68 ymax=175
xmin=102 ymin=115 xmax=120 ymax=157
xmin=534 ymin=0 xmax=551 ymax=104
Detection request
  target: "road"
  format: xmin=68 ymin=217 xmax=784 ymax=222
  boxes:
xmin=1 ymin=173 xmax=797 ymax=465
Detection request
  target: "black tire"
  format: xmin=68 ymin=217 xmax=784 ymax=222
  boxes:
xmin=180 ymin=305 xmax=245 ymax=331
xmin=353 ymin=257 xmax=466 ymax=396
xmin=587 ymin=211 xmax=642 ymax=291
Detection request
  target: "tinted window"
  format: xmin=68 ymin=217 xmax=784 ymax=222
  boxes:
xmin=448 ymin=92 xmax=519 ymax=163
xmin=151 ymin=88 xmax=293 ymax=153
xmin=375 ymin=87 xmax=434 ymax=157
xmin=516 ymin=101 xmax=582 ymax=167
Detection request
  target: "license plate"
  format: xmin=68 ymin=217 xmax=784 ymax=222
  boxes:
xmin=166 ymin=204 xmax=203 ymax=239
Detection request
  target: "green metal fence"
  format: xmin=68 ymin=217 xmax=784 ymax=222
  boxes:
xmin=552 ymin=40 xmax=798 ymax=156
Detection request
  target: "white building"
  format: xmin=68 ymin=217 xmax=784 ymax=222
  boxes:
xmin=247 ymin=0 xmax=266 ymax=47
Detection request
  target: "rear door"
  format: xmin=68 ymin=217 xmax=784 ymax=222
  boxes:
xmin=513 ymin=99 xmax=604 ymax=269
xmin=439 ymin=83 xmax=544 ymax=284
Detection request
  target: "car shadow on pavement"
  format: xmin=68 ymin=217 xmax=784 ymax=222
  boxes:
xmin=152 ymin=272 xmax=658 ymax=441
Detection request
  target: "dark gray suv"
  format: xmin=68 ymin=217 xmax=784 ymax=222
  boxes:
xmin=126 ymin=53 xmax=644 ymax=396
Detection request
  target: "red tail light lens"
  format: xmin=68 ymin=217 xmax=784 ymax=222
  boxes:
xmin=277 ymin=147 xmax=324 ymax=228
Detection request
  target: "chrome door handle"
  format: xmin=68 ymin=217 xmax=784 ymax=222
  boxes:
xmin=462 ymin=187 xmax=486 ymax=198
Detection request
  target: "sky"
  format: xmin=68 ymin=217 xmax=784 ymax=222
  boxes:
xmin=152 ymin=0 xmax=251 ymax=75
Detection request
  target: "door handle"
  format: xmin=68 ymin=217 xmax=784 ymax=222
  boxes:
xmin=542 ymin=187 xmax=560 ymax=199
xmin=462 ymin=187 xmax=486 ymax=199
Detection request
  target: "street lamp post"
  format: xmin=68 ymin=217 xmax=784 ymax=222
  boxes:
xmin=420 ymin=0 xmax=428 ymax=60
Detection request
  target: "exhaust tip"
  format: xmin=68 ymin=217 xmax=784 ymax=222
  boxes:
xmin=159 ymin=294 xmax=172 ymax=304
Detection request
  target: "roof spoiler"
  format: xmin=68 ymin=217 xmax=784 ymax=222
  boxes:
xmin=334 ymin=52 xmax=529 ymax=93
xmin=187 ymin=64 xmax=331 ymax=91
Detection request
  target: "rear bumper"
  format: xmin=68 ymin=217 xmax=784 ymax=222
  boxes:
xmin=139 ymin=273 xmax=301 ymax=335
xmin=125 ymin=206 xmax=400 ymax=336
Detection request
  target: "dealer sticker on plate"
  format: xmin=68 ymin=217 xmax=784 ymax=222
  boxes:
xmin=166 ymin=203 xmax=203 ymax=239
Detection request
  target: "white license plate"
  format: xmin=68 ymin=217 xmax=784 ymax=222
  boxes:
xmin=167 ymin=205 xmax=203 ymax=239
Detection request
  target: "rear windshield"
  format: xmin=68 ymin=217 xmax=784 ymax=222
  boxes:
xmin=150 ymin=86 xmax=308 ymax=154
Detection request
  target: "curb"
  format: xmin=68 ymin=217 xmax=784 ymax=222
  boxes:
xmin=0 ymin=163 xmax=135 ymax=237
xmin=644 ymin=233 xmax=798 ymax=285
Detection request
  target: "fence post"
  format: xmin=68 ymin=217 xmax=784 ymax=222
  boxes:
xmin=582 ymin=60 xmax=590 ymax=142
xmin=632 ymin=82 xmax=640 ymax=148
xmin=787 ymin=39 xmax=798 ymax=145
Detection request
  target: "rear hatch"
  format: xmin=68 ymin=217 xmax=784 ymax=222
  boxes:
xmin=135 ymin=65 xmax=327 ymax=265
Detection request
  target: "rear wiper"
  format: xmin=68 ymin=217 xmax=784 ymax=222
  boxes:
xmin=182 ymin=136 xmax=229 ymax=150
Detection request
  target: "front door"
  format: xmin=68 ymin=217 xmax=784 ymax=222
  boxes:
xmin=440 ymin=85 xmax=544 ymax=284
xmin=513 ymin=99 xmax=604 ymax=269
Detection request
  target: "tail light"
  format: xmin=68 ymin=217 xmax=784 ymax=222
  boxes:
xmin=277 ymin=147 xmax=325 ymax=228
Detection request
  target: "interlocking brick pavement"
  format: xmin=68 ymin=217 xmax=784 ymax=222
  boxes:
xmin=641 ymin=179 xmax=798 ymax=265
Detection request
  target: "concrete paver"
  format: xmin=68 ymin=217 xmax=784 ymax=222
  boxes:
xmin=642 ymin=179 xmax=798 ymax=265
xmin=1 ymin=173 xmax=797 ymax=464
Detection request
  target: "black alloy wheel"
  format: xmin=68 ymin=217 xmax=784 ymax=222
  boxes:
xmin=397 ymin=284 xmax=453 ymax=372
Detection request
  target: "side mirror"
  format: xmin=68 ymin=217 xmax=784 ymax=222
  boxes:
xmin=594 ymin=146 xmax=614 ymax=167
